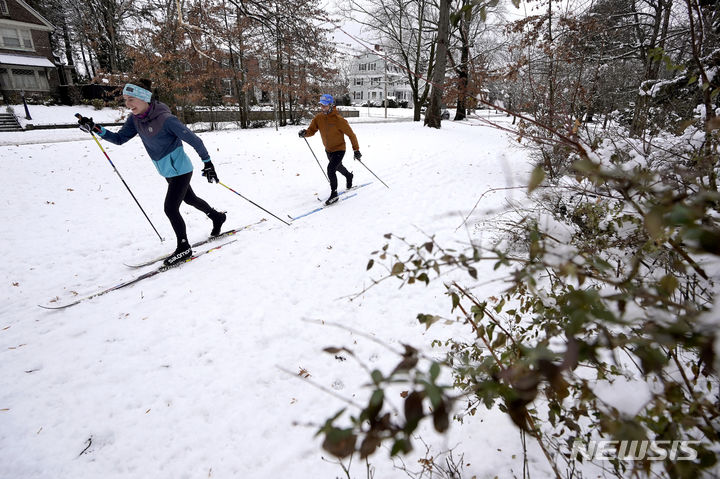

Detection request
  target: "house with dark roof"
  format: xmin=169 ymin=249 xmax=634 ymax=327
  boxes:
xmin=0 ymin=0 xmax=72 ymax=102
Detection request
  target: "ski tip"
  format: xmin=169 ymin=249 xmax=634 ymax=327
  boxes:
xmin=38 ymin=302 xmax=75 ymax=310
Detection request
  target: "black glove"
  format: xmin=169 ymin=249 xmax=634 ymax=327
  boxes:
xmin=202 ymin=161 xmax=219 ymax=183
xmin=77 ymin=115 xmax=101 ymax=134
xmin=354 ymin=150 xmax=362 ymax=160
xmin=298 ymin=129 xmax=307 ymax=138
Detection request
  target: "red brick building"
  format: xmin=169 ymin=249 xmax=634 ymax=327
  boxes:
xmin=0 ymin=0 xmax=72 ymax=101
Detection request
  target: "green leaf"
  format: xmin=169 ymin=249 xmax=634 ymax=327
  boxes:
xmin=451 ymin=292 xmax=460 ymax=311
xmin=528 ymin=166 xmax=546 ymax=193
xmin=425 ymin=383 xmax=443 ymax=409
xmin=657 ymin=274 xmax=679 ymax=295
xmin=391 ymin=262 xmax=405 ymax=275
xmin=366 ymin=259 xmax=374 ymax=270
xmin=371 ymin=369 xmax=384 ymax=385
xmin=390 ymin=438 xmax=412 ymax=456
xmin=491 ymin=332 xmax=507 ymax=349
xmin=417 ymin=313 xmax=441 ymax=330
xmin=450 ymin=11 xmax=462 ymax=27
xmin=392 ymin=355 xmax=418 ymax=374
xmin=644 ymin=209 xmax=665 ymax=239
xmin=363 ymin=389 xmax=384 ymax=423
xmin=430 ymin=362 xmax=440 ymax=382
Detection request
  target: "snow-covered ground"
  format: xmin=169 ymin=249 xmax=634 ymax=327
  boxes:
xmin=0 ymin=108 xmax=542 ymax=478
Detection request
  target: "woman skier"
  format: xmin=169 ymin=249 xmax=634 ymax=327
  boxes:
xmin=77 ymin=78 xmax=227 ymax=266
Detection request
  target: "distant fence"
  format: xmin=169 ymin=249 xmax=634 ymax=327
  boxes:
xmin=23 ymin=107 xmax=359 ymax=130
xmin=183 ymin=108 xmax=359 ymax=123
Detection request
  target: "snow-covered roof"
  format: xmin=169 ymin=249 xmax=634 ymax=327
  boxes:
xmin=0 ymin=53 xmax=55 ymax=68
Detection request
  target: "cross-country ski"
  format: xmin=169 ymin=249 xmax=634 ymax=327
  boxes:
xmin=40 ymin=240 xmax=238 ymax=309
xmin=124 ymin=218 xmax=267 ymax=268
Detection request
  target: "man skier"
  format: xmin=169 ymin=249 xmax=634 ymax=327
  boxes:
xmin=299 ymin=94 xmax=362 ymax=205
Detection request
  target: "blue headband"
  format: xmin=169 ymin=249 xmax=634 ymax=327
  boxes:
xmin=123 ymin=83 xmax=152 ymax=103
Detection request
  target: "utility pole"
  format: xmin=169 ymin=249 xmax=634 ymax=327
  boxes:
xmin=384 ymin=54 xmax=388 ymax=119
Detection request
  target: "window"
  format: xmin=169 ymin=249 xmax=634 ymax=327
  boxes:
xmin=222 ymin=79 xmax=232 ymax=96
xmin=353 ymin=91 xmax=363 ymax=100
xmin=354 ymin=78 xmax=363 ymax=86
xmin=0 ymin=1 xmax=8 ymax=15
xmin=371 ymin=77 xmax=381 ymax=85
xmin=0 ymin=27 xmax=34 ymax=50
xmin=359 ymin=63 xmax=367 ymax=71
xmin=5 ymin=68 xmax=49 ymax=90
xmin=369 ymin=63 xmax=376 ymax=71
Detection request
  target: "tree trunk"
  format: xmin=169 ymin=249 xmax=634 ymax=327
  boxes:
xmin=454 ymin=2 xmax=470 ymax=121
xmin=425 ymin=0 xmax=450 ymax=128
xmin=60 ymin=13 xmax=77 ymax=83
xmin=630 ymin=0 xmax=671 ymax=136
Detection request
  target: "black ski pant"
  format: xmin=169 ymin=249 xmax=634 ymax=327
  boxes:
xmin=164 ymin=171 xmax=214 ymax=245
xmin=326 ymin=150 xmax=351 ymax=193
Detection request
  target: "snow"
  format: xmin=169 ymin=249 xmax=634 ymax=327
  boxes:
xmin=4 ymin=104 xmax=129 ymax=130
xmin=0 ymin=53 xmax=56 ymax=68
xmin=0 ymin=107 xmax=549 ymax=478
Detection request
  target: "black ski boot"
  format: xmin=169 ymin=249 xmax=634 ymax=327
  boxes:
xmin=325 ymin=191 xmax=339 ymax=206
xmin=209 ymin=210 xmax=227 ymax=236
xmin=164 ymin=239 xmax=192 ymax=267
xmin=346 ymin=172 xmax=354 ymax=189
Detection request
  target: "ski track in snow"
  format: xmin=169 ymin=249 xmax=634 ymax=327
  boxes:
xmin=0 ymin=112 xmax=557 ymax=478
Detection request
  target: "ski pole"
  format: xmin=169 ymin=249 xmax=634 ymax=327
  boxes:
xmin=303 ymin=137 xmax=330 ymax=183
xmin=357 ymin=159 xmax=390 ymax=189
xmin=76 ymin=113 xmax=165 ymax=243
xmin=218 ymin=182 xmax=291 ymax=226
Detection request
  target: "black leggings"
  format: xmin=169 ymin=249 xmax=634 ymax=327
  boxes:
xmin=326 ymin=150 xmax=351 ymax=192
xmin=164 ymin=171 xmax=213 ymax=243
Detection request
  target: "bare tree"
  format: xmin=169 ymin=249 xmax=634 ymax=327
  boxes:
xmin=424 ymin=0 xmax=450 ymax=128
xmin=339 ymin=0 xmax=439 ymax=121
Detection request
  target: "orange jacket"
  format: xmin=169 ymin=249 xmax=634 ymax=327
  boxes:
xmin=304 ymin=109 xmax=359 ymax=153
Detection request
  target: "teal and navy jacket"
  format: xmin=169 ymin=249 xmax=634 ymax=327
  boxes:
xmin=98 ymin=101 xmax=210 ymax=178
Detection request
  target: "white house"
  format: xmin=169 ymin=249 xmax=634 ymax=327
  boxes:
xmin=347 ymin=46 xmax=416 ymax=107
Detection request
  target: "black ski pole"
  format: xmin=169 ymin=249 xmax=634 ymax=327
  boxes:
xmin=303 ymin=137 xmax=330 ymax=183
xmin=218 ymin=182 xmax=291 ymax=226
xmin=357 ymin=159 xmax=390 ymax=189
xmin=76 ymin=113 xmax=165 ymax=242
